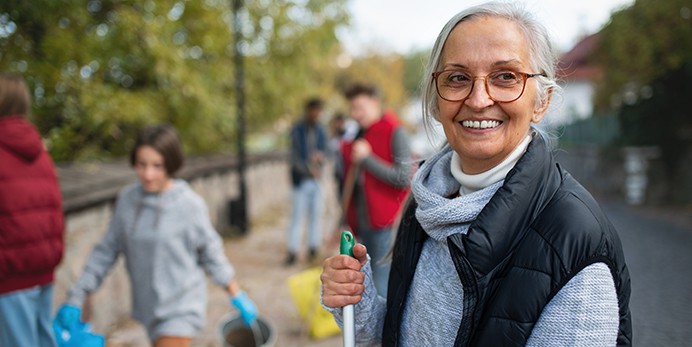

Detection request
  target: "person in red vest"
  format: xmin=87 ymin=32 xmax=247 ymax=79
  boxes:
xmin=340 ymin=83 xmax=412 ymax=296
xmin=0 ymin=73 xmax=64 ymax=347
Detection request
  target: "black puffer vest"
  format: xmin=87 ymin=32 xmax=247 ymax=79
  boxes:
xmin=382 ymin=136 xmax=632 ymax=346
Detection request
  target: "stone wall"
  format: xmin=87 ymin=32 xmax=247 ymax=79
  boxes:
xmin=52 ymin=153 xmax=291 ymax=336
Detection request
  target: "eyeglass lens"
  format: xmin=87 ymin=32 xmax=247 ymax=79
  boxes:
xmin=435 ymin=71 xmax=527 ymax=102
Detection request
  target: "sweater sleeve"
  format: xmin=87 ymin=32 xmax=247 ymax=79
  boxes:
xmin=65 ymin=207 xmax=124 ymax=308
xmin=526 ymin=262 xmax=619 ymax=346
xmin=322 ymin=260 xmax=386 ymax=346
xmin=195 ymin=200 xmax=235 ymax=287
xmin=361 ymin=128 xmax=412 ymax=188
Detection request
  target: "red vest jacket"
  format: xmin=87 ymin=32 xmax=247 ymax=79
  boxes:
xmin=0 ymin=116 xmax=64 ymax=294
xmin=342 ymin=112 xmax=409 ymax=233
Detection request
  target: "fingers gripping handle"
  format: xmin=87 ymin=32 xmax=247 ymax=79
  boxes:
xmin=340 ymin=231 xmax=356 ymax=347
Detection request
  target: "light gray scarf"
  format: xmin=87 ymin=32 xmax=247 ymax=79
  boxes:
xmin=411 ymin=145 xmax=503 ymax=241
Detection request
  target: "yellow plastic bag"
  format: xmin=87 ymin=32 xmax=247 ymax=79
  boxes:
xmin=287 ymin=266 xmax=341 ymax=339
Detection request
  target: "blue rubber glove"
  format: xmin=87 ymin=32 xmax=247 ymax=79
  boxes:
xmin=69 ymin=323 xmax=105 ymax=347
xmin=53 ymin=305 xmax=82 ymax=347
xmin=53 ymin=305 xmax=106 ymax=347
xmin=55 ymin=305 xmax=81 ymax=329
xmin=231 ymin=291 xmax=258 ymax=326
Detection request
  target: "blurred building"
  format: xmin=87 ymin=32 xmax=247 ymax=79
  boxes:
xmin=545 ymin=33 xmax=603 ymax=128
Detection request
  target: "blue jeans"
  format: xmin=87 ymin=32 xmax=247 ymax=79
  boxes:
xmin=0 ymin=284 xmax=58 ymax=347
xmin=360 ymin=227 xmax=393 ymax=297
xmin=287 ymin=179 xmax=323 ymax=254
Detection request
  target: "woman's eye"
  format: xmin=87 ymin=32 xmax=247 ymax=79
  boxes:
xmin=446 ymin=72 xmax=470 ymax=84
xmin=496 ymin=71 xmax=519 ymax=81
xmin=491 ymin=71 xmax=521 ymax=86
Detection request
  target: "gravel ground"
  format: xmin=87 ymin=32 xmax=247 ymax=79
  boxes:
xmin=105 ymin=187 xmax=344 ymax=347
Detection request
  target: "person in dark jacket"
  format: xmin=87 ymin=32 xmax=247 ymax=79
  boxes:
xmin=320 ymin=2 xmax=632 ymax=346
xmin=286 ymin=98 xmax=328 ymax=265
xmin=0 ymin=73 xmax=64 ymax=347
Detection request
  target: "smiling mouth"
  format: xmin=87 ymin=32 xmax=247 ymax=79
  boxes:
xmin=460 ymin=120 xmax=502 ymax=129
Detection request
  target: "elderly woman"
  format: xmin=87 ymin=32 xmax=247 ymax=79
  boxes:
xmin=321 ymin=2 xmax=632 ymax=346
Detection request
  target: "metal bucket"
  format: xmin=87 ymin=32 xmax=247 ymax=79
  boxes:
xmin=219 ymin=314 xmax=276 ymax=347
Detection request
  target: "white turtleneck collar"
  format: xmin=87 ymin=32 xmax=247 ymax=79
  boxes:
xmin=450 ymin=134 xmax=532 ymax=195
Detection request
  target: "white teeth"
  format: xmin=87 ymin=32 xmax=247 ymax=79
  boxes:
xmin=461 ymin=120 xmax=500 ymax=129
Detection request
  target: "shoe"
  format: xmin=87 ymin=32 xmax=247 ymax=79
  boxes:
xmin=308 ymin=248 xmax=318 ymax=261
xmin=285 ymin=252 xmax=296 ymax=266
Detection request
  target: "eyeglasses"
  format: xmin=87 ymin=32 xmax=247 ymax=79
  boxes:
xmin=432 ymin=70 xmax=546 ymax=103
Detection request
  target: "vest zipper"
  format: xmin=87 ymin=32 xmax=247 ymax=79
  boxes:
xmin=448 ymin=234 xmax=479 ymax=347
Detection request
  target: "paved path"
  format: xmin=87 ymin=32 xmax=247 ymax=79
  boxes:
xmin=602 ymin=202 xmax=692 ymax=346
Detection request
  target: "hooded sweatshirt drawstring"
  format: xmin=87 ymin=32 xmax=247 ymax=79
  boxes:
xmin=131 ymin=198 xmax=145 ymax=235
xmin=154 ymin=193 xmax=163 ymax=229
xmin=131 ymin=191 xmax=165 ymax=232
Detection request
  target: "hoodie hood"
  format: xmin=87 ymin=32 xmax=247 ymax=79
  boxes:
xmin=131 ymin=179 xmax=190 ymax=230
xmin=0 ymin=116 xmax=44 ymax=162
xmin=137 ymin=179 xmax=188 ymax=208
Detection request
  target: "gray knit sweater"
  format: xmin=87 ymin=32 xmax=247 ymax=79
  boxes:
xmin=66 ymin=180 xmax=234 ymax=339
xmin=325 ymin=139 xmax=619 ymax=346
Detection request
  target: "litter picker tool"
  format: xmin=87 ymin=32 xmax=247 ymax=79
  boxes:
xmin=340 ymin=230 xmax=356 ymax=347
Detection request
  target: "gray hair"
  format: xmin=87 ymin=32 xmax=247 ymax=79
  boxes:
xmin=421 ymin=1 xmax=559 ymax=135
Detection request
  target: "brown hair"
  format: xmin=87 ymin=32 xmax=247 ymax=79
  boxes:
xmin=0 ymin=73 xmax=32 ymax=118
xmin=344 ymin=82 xmax=380 ymax=100
xmin=129 ymin=124 xmax=184 ymax=176
xmin=304 ymin=97 xmax=324 ymax=110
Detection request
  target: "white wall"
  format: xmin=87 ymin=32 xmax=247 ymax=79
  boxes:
xmin=545 ymin=79 xmax=595 ymax=128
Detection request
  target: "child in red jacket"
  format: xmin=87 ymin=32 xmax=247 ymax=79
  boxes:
xmin=0 ymin=73 xmax=64 ymax=347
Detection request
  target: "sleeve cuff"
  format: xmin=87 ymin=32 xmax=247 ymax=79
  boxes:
xmin=214 ymin=266 xmax=235 ymax=288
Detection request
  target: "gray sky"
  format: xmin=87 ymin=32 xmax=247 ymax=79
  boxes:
xmin=339 ymin=0 xmax=635 ymax=55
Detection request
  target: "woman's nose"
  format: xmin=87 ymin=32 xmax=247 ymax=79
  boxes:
xmin=464 ymin=78 xmax=494 ymax=109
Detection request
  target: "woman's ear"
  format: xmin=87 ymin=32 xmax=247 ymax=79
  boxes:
xmin=532 ymin=87 xmax=553 ymax=123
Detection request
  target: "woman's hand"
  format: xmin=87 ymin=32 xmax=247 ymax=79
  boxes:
xmin=321 ymin=243 xmax=369 ymax=308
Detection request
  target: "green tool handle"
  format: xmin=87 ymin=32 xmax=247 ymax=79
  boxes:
xmin=340 ymin=231 xmax=355 ymax=257
xmin=339 ymin=230 xmax=356 ymax=347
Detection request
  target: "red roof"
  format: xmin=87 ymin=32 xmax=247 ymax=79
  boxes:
xmin=557 ymin=33 xmax=603 ymax=81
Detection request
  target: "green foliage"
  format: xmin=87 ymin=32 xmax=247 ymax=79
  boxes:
xmin=617 ymin=63 xmax=692 ymax=167
xmin=594 ymin=0 xmax=692 ymax=110
xmin=0 ymin=0 xmax=349 ymax=162
xmin=595 ymin=0 xmax=692 ymax=202
xmin=402 ymin=49 xmax=430 ymax=98
xmin=243 ymin=0 xmax=349 ymax=132
xmin=335 ymin=53 xmax=407 ymax=110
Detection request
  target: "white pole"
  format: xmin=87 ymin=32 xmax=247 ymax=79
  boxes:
xmin=343 ymin=304 xmax=355 ymax=347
